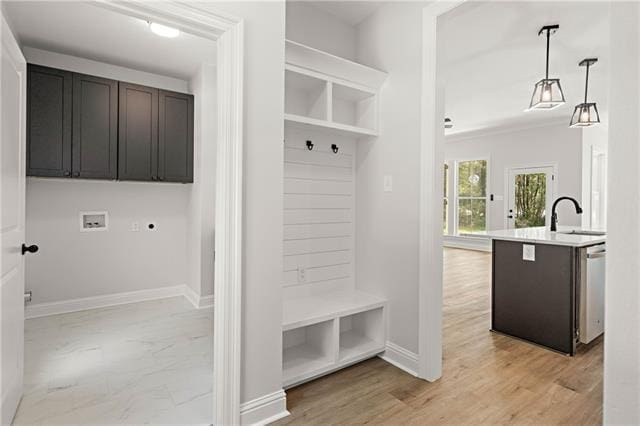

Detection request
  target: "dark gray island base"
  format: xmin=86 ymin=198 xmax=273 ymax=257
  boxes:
xmin=492 ymin=239 xmax=577 ymax=355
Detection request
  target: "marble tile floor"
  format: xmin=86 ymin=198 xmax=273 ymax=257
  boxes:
xmin=13 ymin=296 xmax=214 ymax=425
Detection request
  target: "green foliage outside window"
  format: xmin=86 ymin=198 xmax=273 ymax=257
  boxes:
xmin=457 ymin=160 xmax=487 ymax=233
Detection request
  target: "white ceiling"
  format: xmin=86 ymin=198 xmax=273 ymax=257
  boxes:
xmin=3 ymin=1 xmax=216 ymax=81
xmin=442 ymin=1 xmax=610 ymax=135
xmin=307 ymin=1 xmax=385 ymax=26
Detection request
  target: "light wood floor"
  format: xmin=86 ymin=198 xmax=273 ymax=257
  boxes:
xmin=276 ymin=248 xmax=603 ymax=425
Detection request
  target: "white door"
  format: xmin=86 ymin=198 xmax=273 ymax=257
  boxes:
xmin=0 ymin=14 xmax=27 ymax=425
xmin=506 ymin=166 xmax=554 ymax=229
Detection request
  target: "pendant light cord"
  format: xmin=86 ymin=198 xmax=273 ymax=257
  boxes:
xmin=545 ymin=29 xmax=550 ymax=80
xmin=584 ymin=63 xmax=590 ymax=103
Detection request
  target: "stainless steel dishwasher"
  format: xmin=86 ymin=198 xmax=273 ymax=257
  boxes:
xmin=578 ymin=243 xmax=606 ymax=344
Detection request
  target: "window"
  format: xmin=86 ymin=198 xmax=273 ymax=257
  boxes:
xmin=456 ymin=160 xmax=487 ymax=234
xmin=443 ymin=159 xmax=488 ymax=236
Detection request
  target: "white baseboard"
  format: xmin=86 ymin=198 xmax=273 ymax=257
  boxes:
xmin=240 ymin=389 xmax=289 ymax=425
xmin=379 ymin=341 xmax=419 ymax=377
xmin=25 ymin=285 xmax=209 ymax=319
xmin=443 ymin=235 xmax=492 ymax=252
xmin=184 ymin=285 xmax=215 ymax=309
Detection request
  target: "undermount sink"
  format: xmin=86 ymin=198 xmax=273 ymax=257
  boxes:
xmin=557 ymin=230 xmax=606 ymax=236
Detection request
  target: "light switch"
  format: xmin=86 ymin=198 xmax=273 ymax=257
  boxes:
xmin=383 ymin=175 xmax=393 ymax=192
xmin=131 ymin=222 xmax=140 ymax=232
xmin=522 ymin=244 xmax=535 ymax=261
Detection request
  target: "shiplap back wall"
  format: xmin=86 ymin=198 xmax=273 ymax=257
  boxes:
xmin=283 ymin=126 xmax=356 ymax=298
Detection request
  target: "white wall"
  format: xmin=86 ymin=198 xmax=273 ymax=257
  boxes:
xmin=23 ymin=49 xmax=195 ymax=305
xmin=23 ymin=47 xmax=189 ymax=93
xmin=604 ymin=2 xmax=640 ymax=423
xmin=188 ymin=63 xmax=217 ymax=298
xmin=355 ymin=2 xmax=426 ymax=355
xmin=445 ymin=123 xmax=584 ymax=231
xmin=285 ymin=2 xmax=357 ymax=61
xmin=210 ymin=2 xmax=286 ymax=416
xmin=25 ymin=179 xmax=189 ymax=303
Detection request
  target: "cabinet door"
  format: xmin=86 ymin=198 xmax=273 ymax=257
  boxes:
xmin=118 ymin=82 xmax=158 ymax=181
xmin=158 ymin=90 xmax=194 ymax=183
xmin=27 ymin=64 xmax=72 ymax=177
xmin=72 ymin=73 xmax=118 ymax=179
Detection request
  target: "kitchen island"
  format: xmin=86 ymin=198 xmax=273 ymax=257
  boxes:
xmin=484 ymin=226 xmax=605 ymax=355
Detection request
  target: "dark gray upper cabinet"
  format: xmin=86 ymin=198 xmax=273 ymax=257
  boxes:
xmin=118 ymin=82 xmax=159 ymax=181
xmin=158 ymin=90 xmax=194 ymax=183
xmin=72 ymin=73 xmax=118 ymax=179
xmin=27 ymin=65 xmax=194 ymax=183
xmin=27 ymin=64 xmax=72 ymax=177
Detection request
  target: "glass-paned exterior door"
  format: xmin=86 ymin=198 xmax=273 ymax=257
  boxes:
xmin=507 ymin=166 xmax=554 ymax=229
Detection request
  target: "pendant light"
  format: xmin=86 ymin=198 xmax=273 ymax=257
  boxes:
xmin=570 ymin=58 xmax=600 ymax=128
xmin=528 ymin=24 xmax=565 ymax=110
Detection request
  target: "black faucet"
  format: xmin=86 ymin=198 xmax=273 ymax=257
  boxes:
xmin=550 ymin=197 xmax=583 ymax=231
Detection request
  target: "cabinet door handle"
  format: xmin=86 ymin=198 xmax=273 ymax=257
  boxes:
xmin=151 ymin=176 xmax=157 ymax=181
xmin=63 ymin=170 xmax=71 ymax=177
xmin=587 ymin=251 xmax=606 ymax=259
xmin=73 ymin=172 xmax=80 ymax=177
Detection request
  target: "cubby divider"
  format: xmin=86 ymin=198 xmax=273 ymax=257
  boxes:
xmin=284 ymin=40 xmax=385 ymax=138
xmin=282 ymin=291 xmax=386 ymax=388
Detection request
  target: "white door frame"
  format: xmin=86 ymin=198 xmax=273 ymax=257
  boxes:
xmin=504 ymin=164 xmax=557 ymax=229
xmin=86 ymin=2 xmax=245 ymax=423
xmin=418 ymin=0 xmax=467 ymax=381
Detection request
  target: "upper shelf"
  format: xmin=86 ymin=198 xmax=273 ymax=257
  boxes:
xmin=285 ymin=40 xmax=387 ymax=138
xmin=286 ymin=40 xmax=387 ymax=91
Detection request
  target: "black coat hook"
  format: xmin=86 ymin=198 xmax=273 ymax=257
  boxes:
xmin=331 ymin=144 xmax=339 ymax=154
xmin=306 ymin=140 xmax=314 ymax=151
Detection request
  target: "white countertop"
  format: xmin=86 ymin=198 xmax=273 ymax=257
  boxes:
xmin=479 ymin=226 xmax=606 ymax=247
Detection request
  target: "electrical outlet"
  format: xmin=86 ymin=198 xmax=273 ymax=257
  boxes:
xmin=522 ymin=244 xmax=536 ymax=261
xmin=297 ymin=267 xmax=307 ymax=283
xmin=131 ymin=222 xmax=140 ymax=232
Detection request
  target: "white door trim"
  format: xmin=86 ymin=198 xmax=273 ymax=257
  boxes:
xmin=504 ymin=164 xmax=557 ymax=229
xmin=418 ymin=0 xmax=467 ymax=381
xmin=92 ymin=2 xmax=244 ymax=423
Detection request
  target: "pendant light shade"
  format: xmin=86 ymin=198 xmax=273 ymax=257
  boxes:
xmin=528 ymin=25 xmax=565 ymax=110
xmin=570 ymin=58 xmax=600 ymax=128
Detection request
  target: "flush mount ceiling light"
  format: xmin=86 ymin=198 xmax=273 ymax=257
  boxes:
xmin=570 ymin=58 xmax=600 ymax=128
xmin=528 ymin=24 xmax=565 ymax=111
xmin=149 ymin=22 xmax=180 ymax=38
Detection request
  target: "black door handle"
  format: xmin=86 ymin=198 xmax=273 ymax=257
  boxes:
xmin=22 ymin=244 xmax=39 ymax=255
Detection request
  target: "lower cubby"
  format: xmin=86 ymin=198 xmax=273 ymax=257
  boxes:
xmin=282 ymin=291 xmax=387 ymax=388
xmin=282 ymin=319 xmax=335 ymax=387
xmin=339 ymin=307 xmax=385 ymax=363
